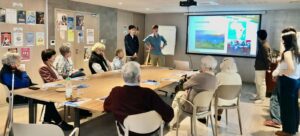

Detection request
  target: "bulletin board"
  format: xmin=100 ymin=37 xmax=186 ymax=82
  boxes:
xmin=54 ymin=8 xmax=100 ymax=75
xmin=0 ymin=0 xmax=47 ymax=105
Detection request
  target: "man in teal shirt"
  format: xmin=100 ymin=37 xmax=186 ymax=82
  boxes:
xmin=144 ymin=25 xmax=167 ymax=67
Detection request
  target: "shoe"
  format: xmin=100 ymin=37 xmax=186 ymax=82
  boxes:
xmin=42 ymin=121 xmax=55 ymax=124
xmin=58 ymin=121 xmax=74 ymax=131
xmin=264 ymin=120 xmax=281 ymax=128
xmin=254 ymin=99 xmax=264 ymax=104
xmin=80 ymin=110 xmax=92 ymax=118
xmin=198 ymin=118 xmax=207 ymax=124
xmin=275 ymin=131 xmax=293 ymax=136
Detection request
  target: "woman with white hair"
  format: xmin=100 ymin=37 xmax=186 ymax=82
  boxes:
xmin=104 ymin=61 xmax=174 ymax=135
xmin=169 ymin=56 xmax=218 ymax=128
xmin=88 ymin=42 xmax=111 ymax=74
xmin=215 ymin=57 xmax=242 ymax=121
xmin=0 ymin=52 xmax=34 ymax=104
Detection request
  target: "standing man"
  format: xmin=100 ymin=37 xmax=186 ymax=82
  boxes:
xmin=124 ymin=25 xmax=139 ymax=61
xmin=253 ymin=30 xmax=271 ymax=104
xmin=144 ymin=25 xmax=167 ymax=67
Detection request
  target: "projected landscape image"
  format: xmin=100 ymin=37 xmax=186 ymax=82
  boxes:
xmin=195 ymin=30 xmax=225 ymax=50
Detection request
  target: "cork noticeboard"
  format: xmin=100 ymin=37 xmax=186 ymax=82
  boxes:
xmin=54 ymin=8 xmax=100 ymax=75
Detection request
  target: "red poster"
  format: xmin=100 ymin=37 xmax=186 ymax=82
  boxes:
xmin=20 ymin=47 xmax=30 ymax=61
xmin=1 ymin=32 xmax=12 ymax=47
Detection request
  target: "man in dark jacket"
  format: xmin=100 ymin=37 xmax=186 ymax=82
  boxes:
xmin=124 ymin=25 xmax=139 ymax=61
xmin=253 ymin=30 xmax=271 ymax=104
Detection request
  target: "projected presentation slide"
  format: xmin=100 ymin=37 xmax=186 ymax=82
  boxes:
xmin=187 ymin=15 xmax=261 ymax=57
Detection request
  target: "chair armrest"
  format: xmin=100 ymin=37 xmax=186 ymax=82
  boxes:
xmin=69 ymin=127 xmax=79 ymax=136
xmin=176 ymin=97 xmax=195 ymax=109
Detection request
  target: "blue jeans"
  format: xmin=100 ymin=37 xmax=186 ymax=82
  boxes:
xmin=270 ymin=78 xmax=281 ymax=124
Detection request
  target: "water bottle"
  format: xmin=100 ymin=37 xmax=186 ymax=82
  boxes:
xmin=65 ymin=77 xmax=73 ymax=101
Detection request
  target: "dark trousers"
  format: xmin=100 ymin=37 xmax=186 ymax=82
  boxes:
xmin=33 ymin=100 xmax=62 ymax=124
xmin=278 ymin=76 xmax=300 ymax=134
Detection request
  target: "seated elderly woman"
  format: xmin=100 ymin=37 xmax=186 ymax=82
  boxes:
xmin=89 ymin=42 xmax=111 ymax=74
xmin=38 ymin=49 xmax=74 ymax=130
xmin=169 ymin=56 xmax=218 ymax=128
xmin=53 ymin=45 xmax=85 ymax=79
xmin=215 ymin=57 xmax=242 ymax=121
xmin=0 ymin=52 xmax=34 ymax=104
xmin=104 ymin=61 xmax=174 ymax=135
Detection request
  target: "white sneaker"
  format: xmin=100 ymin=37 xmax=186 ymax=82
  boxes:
xmin=254 ymin=99 xmax=264 ymax=104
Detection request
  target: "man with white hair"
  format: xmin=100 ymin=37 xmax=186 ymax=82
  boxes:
xmin=104 ymin=61 xmax=174 ymax=135
xmin=169 ymin=56 xmax=218 ymax=128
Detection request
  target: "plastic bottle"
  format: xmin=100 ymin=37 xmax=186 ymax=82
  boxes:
xmin=65 ymin=77 xmax=73 ymax=101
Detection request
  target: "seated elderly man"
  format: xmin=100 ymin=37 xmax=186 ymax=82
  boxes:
xmin=169 ymin=56 xmax=218 ymax=128
xmin=104 ymin=61 xmax=174 ymax=135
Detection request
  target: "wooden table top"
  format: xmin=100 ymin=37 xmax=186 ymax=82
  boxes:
xmin=15 ymin=66 xmax=190 ymax=112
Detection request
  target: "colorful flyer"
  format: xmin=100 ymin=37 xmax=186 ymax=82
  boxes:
xmin=77 ymin=31 xmax=84 ymax=43
xmin=25 ymin=32 xmax=35 ymax=46
xmin=0 ymin=8 xmax=5 ymax=23
xmin=67 ymin=30 xmax=74 ymax=42
xmin=36 ymin=32 xmax=44 ymax=46
xmin=1 ymin=32 xmax=12 ymax=47
xmin=76 ymin=15 xmax=84 ymax=30
xmin=6 ymin=9 xmax=17 ymax=24
xmin=57 ymin=13 xmax=67 ymax=31
xmin=67 ymin=17 xmax=74 ymax=30
xmin=20 ymin=47 xmax=30 ymax=61
xmin=86 ymin=29 xmax=94 ymax=44
xmin=17 ymin=10 xmax=26 ymax=24
xmin=36 ymin=12 xmax=45 ymax=24
xmin=26 ymin=11 xmax=36 ymax=24
xmin=13 ymin=32 xmax=23 ymax=46
xmin=84 ymin=47 xmax=92 ymax=60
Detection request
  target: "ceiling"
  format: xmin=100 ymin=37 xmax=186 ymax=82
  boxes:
xmin=71 ymin=0 xmax=300 ymax=14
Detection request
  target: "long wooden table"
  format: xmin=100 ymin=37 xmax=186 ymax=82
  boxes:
xmin=14 ymin=66 xmax=189 ymax=133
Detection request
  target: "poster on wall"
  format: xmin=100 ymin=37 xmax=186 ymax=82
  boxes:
xmin=25 ymin=32 xmax=35 ymax=46
xmin=57 ymin=13 xmax=67 ymax=31
xmin=36 ymin=32 xmax=44 ymax=46
xmin=1 ymin=32 xmax=12 ymax=47
xmin=8 ymin=48 xmax=18 ymax=53
xmin=13 ymin=32 xmax=23 ymax=46
xmin=0 ymin=8 xmax=5 ymax=23
xmin=20 ymin=47 xmax=30 ymax=61
xmin=17 ymin=10 xmax=26 ymax=24
xmin=84 ymin=47 xmax=92 ymax=61
xmin=67 ymin=17 xmax=74 ymax=30
xmin=67 ymin=30 xmax=74 ymax=42
xmin=86 ymin=29 xmax=94 ymax=44
xmin=36 ymin=12 xmax=45 ymax=24
xmin=76 ymin=15 xmax=84 ymax=30
xmin=6 ymin=9 xmax=17 ymax=24
xmin=26 ymin=11 xmax=36 ymax=24
xmin=77 ymin=31 xmax=84 ymax=43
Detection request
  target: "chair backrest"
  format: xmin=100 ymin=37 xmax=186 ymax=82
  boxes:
xmin=215 ymin=85 xmax=242 ymax=100
xmin=192 ymin=90 xmax=215 ymax=108
xmin=174 ymin=60 xmax=190 ymax=71
xmin=123 ymin=111 xmax=163 ymax=134
xmin=13 ymin=123 xmax=65 ymax=136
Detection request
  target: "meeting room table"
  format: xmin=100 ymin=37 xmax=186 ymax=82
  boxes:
xmin=14 ymin=66 xmax=194 ymax=134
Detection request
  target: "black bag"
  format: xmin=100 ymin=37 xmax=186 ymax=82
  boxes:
xmin=174 ymin=74 xmax=188 ymax=94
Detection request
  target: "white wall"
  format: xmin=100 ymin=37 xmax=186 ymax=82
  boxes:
xmin=145 ymin=10 xmax=300 ymax=82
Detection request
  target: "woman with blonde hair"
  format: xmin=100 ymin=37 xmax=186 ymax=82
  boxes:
xmin=215 ymin=57 xmax=242 ymax=121
xmin=88 ymin=42 xmax=111 ymax=74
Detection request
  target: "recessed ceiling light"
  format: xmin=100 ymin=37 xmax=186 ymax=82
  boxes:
xmin=118 ymin=2 xmax=123 ymax=5
xmin=146 ymin=8 xmax=150 ymax=11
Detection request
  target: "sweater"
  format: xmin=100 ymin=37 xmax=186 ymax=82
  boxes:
xmin=88 ymin=52 xmax=109 ymax=74
xmin=104 ymin=85 xmax=174 ymax=124
xmin=124 ymin=34 xmax=139 ymax=56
